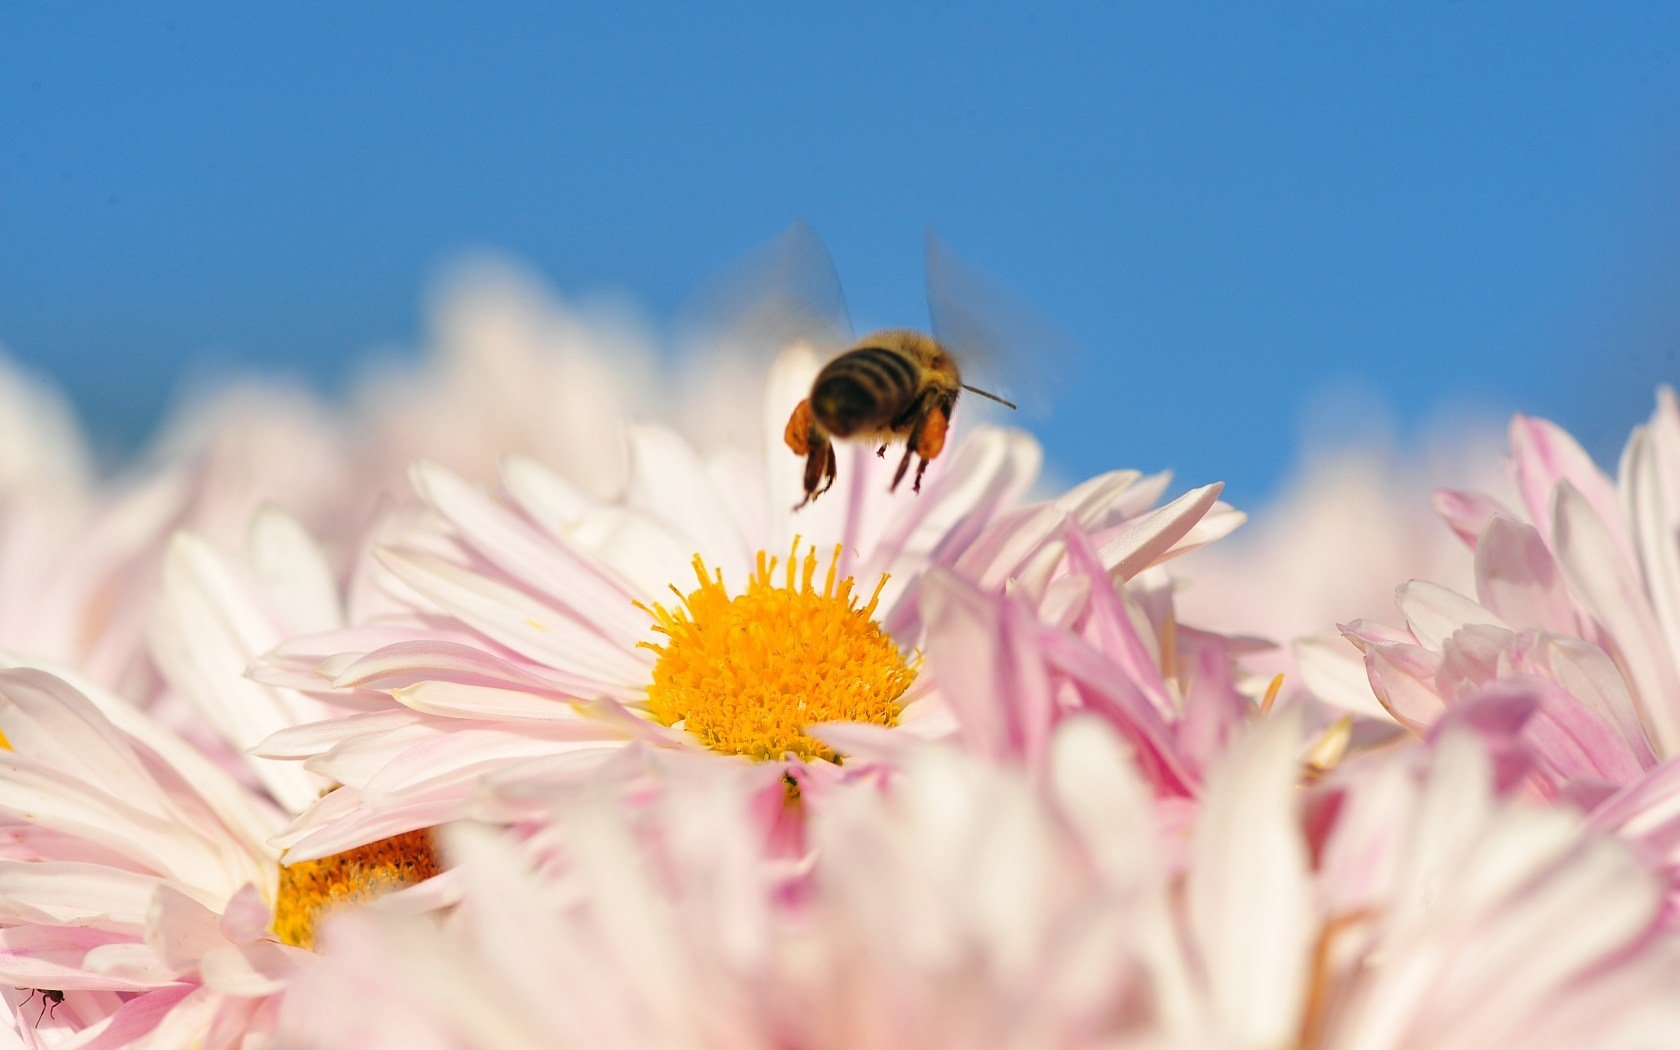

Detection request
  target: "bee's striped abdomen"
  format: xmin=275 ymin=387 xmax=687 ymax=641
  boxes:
xmin=810 ymin=346 xmax=919 ymax=438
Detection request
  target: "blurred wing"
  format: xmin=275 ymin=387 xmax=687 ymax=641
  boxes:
xmin=681 ymin=222 xmax=855 ymax=364
xmin=674 ymin=223 xmax=855 ymax=455
xmin=925 ymin=229 xmax=1075 ymax=419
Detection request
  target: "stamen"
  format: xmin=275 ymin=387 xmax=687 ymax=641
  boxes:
xmin=1302 ymin=716 xmax=1355 ymax=782
xmin=638 ymin=540 xmax=916 ymax=763
xmin=271 ymin=829 xmax=440 ymax=950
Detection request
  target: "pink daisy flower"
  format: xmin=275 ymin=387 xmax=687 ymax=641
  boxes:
xmin=352 ymin=260 xmax=657 ymax=506
xmin=0 ymin=668 xmax=328 ymax=1046
xmin=822 ymin=548 xmax=1267 ymax=816
xmin=278 ymin=722 xmax=1178 ymax=1050
xmin=1175 ymin=427 xmax=1505 ymax=715
xmin=253 ymin=346 xmax=1241 ymax=860
xmin=0 ymin=356 xmax=92 ymax=502
xmin=0 ymin=272 xmax=654 ymax=710
xmin=1318 ymin=393 xmax=1680 ymax=873
xmin=0 ymin=381 xmax=353 ymax=703
xmin=277 ymin=716 xmax=1680 ymax=1050
xmin=0 ymin=665 xmax=441 ymax=1049
xmin=0 ymin=514 xmax=442 ymax=1047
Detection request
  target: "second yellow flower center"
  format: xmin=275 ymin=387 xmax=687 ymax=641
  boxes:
xmin=639 ymin=543 xmax=916 ymax=763
xmin=271 ymin=829 xmax=441 ymax=950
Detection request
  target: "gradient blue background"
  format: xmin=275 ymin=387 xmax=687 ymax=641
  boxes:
xmin=5 ymin=4 xmax=1680 ymax=505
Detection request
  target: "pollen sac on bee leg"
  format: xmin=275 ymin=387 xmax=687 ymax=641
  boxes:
xmin=783 ymin=398 xmax=817 ymax=456
xmin=916 ymin=403 xmax=950 ymax=462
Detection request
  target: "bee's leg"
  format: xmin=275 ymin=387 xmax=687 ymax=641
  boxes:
xmin=890 ymin=443 xmax=916 ymax=491
xmin=819 ymin=441 xmax=838 ymax=496
xmin=790 ymin=399 xmax=840 ymax=511
xmin=795 ymin=436 xmax=837 ymax=510
xmin=913 ymin=459 xmax=932 ymax=493
xmin=911 ymin=403 xmax=951 ymax=494
xmin=876 ymin=444 xmax=887 ymax=458
xmin=892 ymin=394 xmax=940 ymax=493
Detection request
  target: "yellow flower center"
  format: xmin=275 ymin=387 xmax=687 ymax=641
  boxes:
xmin=639 ymin=542 xmax=916 ymax=763
xmin=271 ymin=829 xmax=441 ymax=950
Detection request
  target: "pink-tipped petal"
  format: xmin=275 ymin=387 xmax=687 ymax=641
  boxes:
xmin=1473 ymin=516 xmax=1580 ymax=635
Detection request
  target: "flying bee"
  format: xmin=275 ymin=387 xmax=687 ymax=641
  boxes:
xmin=691 ymin=224 xmax=1055 ymax=510
xmin=783 ymin=329 xmax=1016 ymax=508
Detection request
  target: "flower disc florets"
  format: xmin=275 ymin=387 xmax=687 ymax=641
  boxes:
xmin=273 ymin=830 xmax=441 ymax=950
xmin=639 ymin=541 xmax=915 ymax=762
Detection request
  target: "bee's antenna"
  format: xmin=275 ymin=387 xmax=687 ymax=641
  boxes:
xmin=961 ymin=384 xmax=1018 ymax=410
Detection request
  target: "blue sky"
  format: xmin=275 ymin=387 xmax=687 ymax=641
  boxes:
xmin=4 ymin=4 xmax=1680 ymax=505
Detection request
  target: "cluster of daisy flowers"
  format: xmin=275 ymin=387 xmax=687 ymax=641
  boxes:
xmin=1 ymin=270 xmax=1679 ymax=1050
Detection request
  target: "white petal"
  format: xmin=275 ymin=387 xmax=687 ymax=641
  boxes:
xmin=0 ymin=666 xmax=273 ymax=896
xmin=150 ymin=532 xmax=329 ymax=814
xmin=1472 ymin=515 xmax=1579 ymax=635
xmin=376 ymin=547 xmax=646 ymax=685
xmin=1510 ymin=413 xmax=1629 ymax=557
xmin=1099 ymin=483 xmax=1225 ymax=580
xmin=1294 ymin=634 xmax=1391 ymax=720
xmin=1053 ymin=469 xmax=1143 ymax=525
xmin=624 ymin=425 xmax=753 ymax=569
xmin=1553 ymin=480 xmax=1680 ymax=753
xmin=246 ymin=507 xmax=343 ymax=634
xmin=1047 ymin=717 xmax=1156 ymax=885
xmin=1395 ymin=580 xmax=1504 ymax=650
xmin=0 ymin=861 xmax=167 ymax=933
xmin=198 ymin=940 xmax=299 ymax=997
xmin=955 ymin=505 xmax=1068 ymax=591
xmin=1623 ymin=390 xmax=1680 ymax=683
xmin=144 ymin=884 xmax=226 ymax=974
xmin=1186 ymin=715 xmax=1313 ymax=1046
xmin=390 ymin=681 xmax=594 ymax=723
xmin=412 ymin=461 xmax=648 ymax=641
xmin=253 ymin=709 xmax=425 ymax=760
xmin=498 ymin=455 xmax=595 ymax=534
xmin=861 ymin=428 xmax=1040 ymax=579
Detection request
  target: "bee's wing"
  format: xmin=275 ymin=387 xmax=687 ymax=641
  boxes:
xmin=925 ymin=229 xmax=1073 ymax=419
xmin=681 ymin=222 xmax=855 ymax=363
xmin=675 ymin=223 xmax=856 ymax=455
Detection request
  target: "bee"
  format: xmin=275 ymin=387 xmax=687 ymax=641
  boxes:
xmin=783 ymin=329 xmax=1016 ymax=508
xmin=695 ymin=224 xmax=1047 ymax=509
